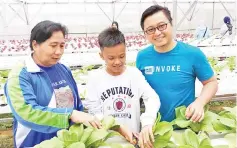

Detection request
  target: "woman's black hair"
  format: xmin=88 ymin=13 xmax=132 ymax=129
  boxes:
xmin=30 ymin=20 xmax=68 ymax=51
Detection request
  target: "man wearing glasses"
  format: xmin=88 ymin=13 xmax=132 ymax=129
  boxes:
xmin=136 ymin=5 xmax=218 ymax=148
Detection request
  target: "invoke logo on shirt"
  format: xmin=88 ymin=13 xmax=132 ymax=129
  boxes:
xmin=145 ymin=66 xmax=154 ymax=74
xmin=145 ymin=65 xmax=181 ymax=74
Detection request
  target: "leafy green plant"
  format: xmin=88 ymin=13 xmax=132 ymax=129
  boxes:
xmin=0 ymin=76 xmax=7 ymax=85
xmin=0 ymin=70 xmax=10 ymax=78
xmin=34 ymin=116 xmax=124 ymax=148
xmin=79 ymin=65 xmax=94 ymax=75
xmin=101 ymin=116 xmax=120 ymax=130
xmin=152 ymin=113 xmax=175 ymax=148
xmin=126 ymin=62 xmax=136 ymax=67
xmin=34 ymin=137 xmax=64 ymax=148
xmin=172 ymin=106 xmax=219 ymax=133
xmin=226 ymin=56 xmax=236 ymax=72
xmin=212 ymin=106 xmax=236 ymax=134
xmin=213 ymin=65 xmax=225 ymax=75
xmin=79 ymin=89 xmax=87 ymax=100
xmin=0 ymin=95 xmax=7 ymax=105
xmin=207 ymin=57 xmax=217 ymax=69
xmin=224 ymin=133 xmax=236 ymax=148
xmin=172 ymin=129 xmax=215 ymax=148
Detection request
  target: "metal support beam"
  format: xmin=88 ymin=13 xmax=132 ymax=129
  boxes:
xmin=115 ymin=2 xmax=127 ymax=20
xmin=189 ymin=1 xmax=197 ymax=21
xmin=29 ymin=3 xmax=44 ymax=23
xmin=176 ymin=0 xmax=198 ymax=29
xmin=5 ymin=1 xmax=235 ymax=5
xmin=219 ymin=0 xmax=234 ymax=21
xmin=177 ymin=4 xmax=190 ymax=21
xmin=211 ymin=2 xmax=215 ymax=31
xmin=22 ymin=2 xmax=29 ymax=25
xmin=235 ymin=0 xmax=237 ymax=35
xmin=7 ymin=4 xmax=26 ymax=26
xmin=84 ymin=2 xmax=87 ymax=37
xmin=0 ymin=1 xmax=7 ymax=27
xmin=95 ymin=2 xmax=112 ymax=22
xmin=172 ymin=0 xmax=177 ymax=37
xmin=187 ymin=2 xmax=204 ymax=22
xmin=112 ymin=1 xmax=115 ymax=21
xmin=152 ymin=0 xmax=158 ymax=5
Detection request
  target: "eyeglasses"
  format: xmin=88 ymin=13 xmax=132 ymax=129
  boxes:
xmin=145 ymin=22 xmax=169 ymax=35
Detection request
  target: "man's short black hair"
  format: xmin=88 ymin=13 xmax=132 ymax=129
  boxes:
xmin=30 ymin=20 xmax=68 ymax=51
xmin=140 ymin=5 xmax=172 ymax=30
xmin=98 ymin=27 xmax=125 ymax=50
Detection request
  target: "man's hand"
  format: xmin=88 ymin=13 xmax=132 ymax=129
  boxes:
xmin=185 ymin=100 xmax=205 ymax=123
xmin=139 ymin=125 xmax=154 ymax=148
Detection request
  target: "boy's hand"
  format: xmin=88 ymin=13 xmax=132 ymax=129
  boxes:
xmin=139 ymin=125 xmax=154 ymax=148
xmin=117 ymin=125 xmax=136 ymax=144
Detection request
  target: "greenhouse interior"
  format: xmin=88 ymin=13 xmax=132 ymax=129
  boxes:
xmin=0 ymin=0 xmax=236 ymax=148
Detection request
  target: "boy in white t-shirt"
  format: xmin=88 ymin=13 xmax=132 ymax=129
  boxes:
xmin=85 ymin=28 xmax=160 ymax=147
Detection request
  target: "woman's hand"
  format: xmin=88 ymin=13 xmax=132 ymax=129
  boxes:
xmin=70 ymin=110 xmax=102 ymax=128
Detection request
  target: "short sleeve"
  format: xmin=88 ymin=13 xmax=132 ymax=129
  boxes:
xmin=193 ymin=48 xmax=214 ymax=82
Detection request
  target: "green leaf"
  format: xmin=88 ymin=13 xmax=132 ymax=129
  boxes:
xmin=165 ymin=141 xmax=177 ymax=148
xmin=103 ymin=143 xmax=123 ymax=148
xmin=153 ymin=112 xmax=162 ymax=132
xmin=91 ymin=139 xmax=105 ymax=147
xmin=202 ymin=111 xmax=219 ymax=124
xmin=189 ymin=123 xmax=201 ymax=133
xmin=66 ymin=142 xmax=85 ymax=148
xmin=198 ymin=145 xmax=213 ymax=148
xmin=218 ymin=117 xmax=236 ymax=129
xmin=220 ymin=112 xmax=236 ymax=121
xmin=199 ymin=138 xmax=211 ymax=147
xmin=123 ymin=143 xmax=135 ymax=148
xmin=200 ymin=123 xmax=215 ymax=133
xmin=110 ymin=124 xmax=120 ymax=131
xmin=198 ymin=132 xmax=211 ymax=146
xmin=178 ymin=145 xmax=194 ymax=148
xmin=175 ymin=106 xmax=187 ymax=119
xmin=224 ymin=133 xmax=236 ymax=147
xmin=34 ymin=137 xmax=64 ymax=148
xmin=180 ymin=107 xmax=187 ymax=119
xmin=57 ymin=129 xmax=78 ymax=147
xmin=69 ymin=124 xmax=84 ymax=141
xmin=174 ymin=119 xmax=191 ymax=128
xmin=219 ymin=110 xmax=229 ymax=116
xmin=104 ymin=130 xmax=122 ymax=141
xmin=153 ymin=136 xmax=169 ymax=148
xmin=219 ymin=107 xmax=236 ymax=124
xmin=153 ymin=121 xmax=173 ymax=136
xmin=80 ymin=127 xmax=94 ymax=143
xmin=213 ymin=146 xmax=229 ymax=148
xmin=85 ymin=128 xmax=109 ymax=147
xmin=101 ymin=116 xmax=115 ymax=130
xmin=172 ymin=131 xmax=186 ymax=145
xmin=159 ymin=130 xmax=173 ymax=141
xmin=184 ymin=129 xmax=199 ymax=148
xmin=212 ymin=120 xmax=233 ymax=133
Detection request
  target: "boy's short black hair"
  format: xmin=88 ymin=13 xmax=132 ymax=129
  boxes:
xmin=30 ymin=20 xmax=68 ymax=51
xmin=140 ymin=5 xmax=172 ymax=30
xmin=98 ymin=27 xmax=125 ymax=50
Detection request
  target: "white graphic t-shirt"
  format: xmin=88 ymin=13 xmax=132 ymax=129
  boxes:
xmin=85 ymin=66 xmax=160 ymax=133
